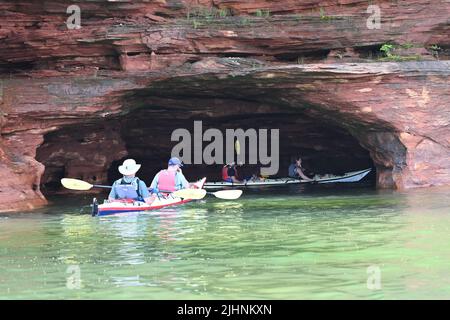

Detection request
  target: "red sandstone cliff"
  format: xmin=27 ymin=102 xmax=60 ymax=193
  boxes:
xmin=0 ymin=0 xmax=449 ymax=212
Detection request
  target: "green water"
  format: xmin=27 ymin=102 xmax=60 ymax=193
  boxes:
xmin=1 ymin=185 xmax=450 ymax=299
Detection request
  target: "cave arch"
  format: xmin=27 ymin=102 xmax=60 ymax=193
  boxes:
xmin=36 ymin=99 xmax=376 ymax=195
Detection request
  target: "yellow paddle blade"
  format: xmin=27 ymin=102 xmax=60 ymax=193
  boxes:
xmin=235 ymin=139 xmax=241 ymax=155
xmin=212 ymin=190 xmax=243 ymax=200
xmin=61 ymin=178 xmax=94 ymax=191
xmin=172 ymin=188 xmax=207 ymax=200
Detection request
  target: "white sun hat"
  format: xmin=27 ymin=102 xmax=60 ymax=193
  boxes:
xmin=118 ymin=159 xmax=141 ymax=175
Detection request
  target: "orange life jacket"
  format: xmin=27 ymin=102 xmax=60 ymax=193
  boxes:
xmin=222 ymin=166 xmax=230 ymax=181
xmin=158 ymin=170 xmax=177 ymax=192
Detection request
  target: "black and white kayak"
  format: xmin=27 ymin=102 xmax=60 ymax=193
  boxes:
xmin=203 ymin=168 xmax=372 ymax=189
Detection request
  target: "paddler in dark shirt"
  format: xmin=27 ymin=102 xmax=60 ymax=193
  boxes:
xmin=288 ymin=157 xmax=313 ymax=181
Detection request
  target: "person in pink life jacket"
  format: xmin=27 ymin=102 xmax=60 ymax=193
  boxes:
xmin=108 ymin=159 xmax=155 ymax=204
xmin=149 ymin=157 xmax=191 ymax=194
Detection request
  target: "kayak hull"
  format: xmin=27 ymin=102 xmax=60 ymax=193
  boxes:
xmin=94 ymin=198 xmax=194 ymax=216
xmin=93 ymin=177 xmax=206 ymax=217
xmin=203 ymin=169 xmax=372 ymax=189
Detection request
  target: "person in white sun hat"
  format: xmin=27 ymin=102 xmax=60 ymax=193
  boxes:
xmin=108 ymin=159 xmax=154 ymax=204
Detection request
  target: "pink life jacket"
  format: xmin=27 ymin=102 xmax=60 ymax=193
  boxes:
xmin=158 ymin=170 xmax=177 ymax=192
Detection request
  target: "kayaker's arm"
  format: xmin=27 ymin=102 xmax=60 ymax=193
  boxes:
xmin=108 ymin=181 xmax=118 ymax=200
xmin=297 ymin=166 xmax=313 ymax=181
xmin=138 ymin=180 xmax=150 ymax=198
xmin=175 ymin=171 xmax=190 ymax=189
xmin=149 ymin=172 xmax=159 ymax=192
xmin=137 ymin=180 xmax=155 ymax=204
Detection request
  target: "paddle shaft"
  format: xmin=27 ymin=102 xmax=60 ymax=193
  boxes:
xmin=95 ymin=187 xmax=239 ymax=200
xmin=63 ymin=178 xmax=239 ymax=200
xmin=92 ymin=184 xmax=204 ymax=198
xmin=89 ymin=183 xmax=200 ymax=194
xmin=93 ymin=184 xmax=112 ymax=189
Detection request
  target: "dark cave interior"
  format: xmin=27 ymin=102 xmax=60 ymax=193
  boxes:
xmin=36 ymin=104 xmax=375 ymax=194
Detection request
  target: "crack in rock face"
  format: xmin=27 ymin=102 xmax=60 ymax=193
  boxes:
xmin=0 ymin=0 xmax=449 ymax=212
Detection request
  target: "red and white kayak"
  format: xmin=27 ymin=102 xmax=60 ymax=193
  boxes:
xmin=92 ymin=178 xmax=206 ymax=217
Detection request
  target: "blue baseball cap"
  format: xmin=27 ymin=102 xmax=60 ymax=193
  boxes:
xmin=168 ymin=157 xmax=183 ymax=167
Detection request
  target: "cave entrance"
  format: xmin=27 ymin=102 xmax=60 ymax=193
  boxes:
xmin=36 ymin=105 xmax=375 ymax=196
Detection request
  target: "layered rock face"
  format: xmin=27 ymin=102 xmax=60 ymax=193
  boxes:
xmin=0 ymin=0 xmax=449 ymax=212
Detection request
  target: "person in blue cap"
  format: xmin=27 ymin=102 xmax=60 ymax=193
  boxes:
xmin=149 ymin=157 xmax=190 ymax=194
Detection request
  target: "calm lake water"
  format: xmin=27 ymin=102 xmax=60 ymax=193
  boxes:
xmin=1 ymin=184 xmax=450 ymax=299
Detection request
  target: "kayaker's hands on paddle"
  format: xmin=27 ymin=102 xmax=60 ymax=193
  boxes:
xmin=144 ymin=194 xmax=157 ymax=204
xmin=295 ymin=158 xmax=313 ymax=181
xmin=176 ymin=168 xmax=200 ymax=189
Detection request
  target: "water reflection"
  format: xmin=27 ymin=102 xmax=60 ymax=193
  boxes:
xmin=61 ymin=214 xmax=94 ymax=238
xmin=111 ymin=275 xmax=146 ymax=288
xmin=1 ymin=187 xmax=450 ymax=298
xmin=211 ymin=201 xmax=244 ymax=214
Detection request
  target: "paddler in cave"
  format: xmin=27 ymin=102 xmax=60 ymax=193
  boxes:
xmin=288 ymin=156 xmax=313 ymax=181
xmin=108 ymin=159 xmax=155 ymax=203
xmin=149 ymin=157 xmax=191 ymax=194
xmin=222 ymin=162 xmax=243 ymax=183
